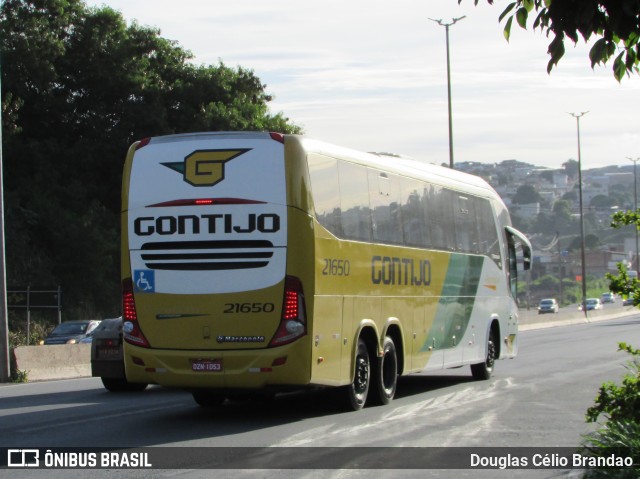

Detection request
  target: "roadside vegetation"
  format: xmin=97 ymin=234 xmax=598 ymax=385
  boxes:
xmin=527 ymin=275 xmax=613 ymax=308
xmin=580 ymin=343 xmax=640 ymax=478
xmin=577 ymin=211 xmax=640 ymax=477
xmin=8 ymin=317 xmax=52 ymax=348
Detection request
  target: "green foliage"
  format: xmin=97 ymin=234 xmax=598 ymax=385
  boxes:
xmin=511 ymin=184 xmax=542 ymax=205
xmin=465 ymin=0 xmax=640 ymax=81
xmin=580 ymin=420 xmax=640 ymax=478
xmin=607 ymin=211 xmax=640 ymax=306
xmin=606 ymin=264 xmax=640 ymax=306
xmin=11 ymin=369 xmax=29 ymax=383
xmin=563 ymin=159 xmax=579 ymax=180
xmin=580 ymin=343 xmax=640 ymax=477
xmin=8 ymin=318 xmax=52 ymax=347
xmin=531 ymin=274 xmax=559 ymax=290
xmin=529 ymin=274 xmax=608 ymax=307
xmin=590 ymin=195 xmax=617 ymax=209
xmin=585 ymin=343 xmax=640 ymax=424
xmin=611 ymin=211 xmax=640 ymax=229
xmin=0 ymin=0 xmax=301 ymax=318
xmin=568 ymin=234 xmax=603 ymax=252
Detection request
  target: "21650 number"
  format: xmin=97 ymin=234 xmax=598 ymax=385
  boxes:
xmin=322 ymin=259 xmax=351 ymax=276
xmin=223 ymin=303 xmax=275 ymax=313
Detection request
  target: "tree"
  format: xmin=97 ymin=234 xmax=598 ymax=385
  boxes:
xmin=562 ymin=159 xmax=579 ymax=180
xmin=511 ymin=184 xmax=542 ymax=204
xmin=607 ymin=262 xmax=639 ymax=305
xmin=608 ymin=211 xmax=640 ymax=307
xmin=562 ymin=190 xmax=578 ymax=203
xmin=590 ymin=194 xmax=616 ymax=209
xmin=568 ymin=233 xmax=602 ymax=251
xmin=581 ymin=343 xmax=640 ymax=473
xmin=539 ymin=169 xmax=554 ymax=183
xmin=552 ymin=200 xmax=575 ymax=234
xmin=465 ymin=0 xmax=640 ymax=81
xmin=1 ymin=0 xmax=301 ymax=318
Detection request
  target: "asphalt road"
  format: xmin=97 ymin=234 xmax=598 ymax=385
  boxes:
xmin=1 ymin=311 xmax=639 ymax=479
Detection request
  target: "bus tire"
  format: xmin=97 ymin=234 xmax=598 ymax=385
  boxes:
xmin=345 ymin=338 xmax=370 ymax=411
xmin=101 ymin=377 xmax=147 ymax=392
xmin=192 ymin=390 xmax=226 ymax=408
xmin=471 ymin=330 xmax=497 ymax=380
xmin=372 ymin=335 xmax=398 ymax=405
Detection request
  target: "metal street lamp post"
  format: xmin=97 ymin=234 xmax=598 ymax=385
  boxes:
xmin=626 ymin=156 xmax=639 ymax=273
xmin=569 ymin=112 xmax=589 ymax=317
xmin=0 ymin=62 xmax=8 ymax=382
xmin=429 ymin=16 xmax=465 ymax=169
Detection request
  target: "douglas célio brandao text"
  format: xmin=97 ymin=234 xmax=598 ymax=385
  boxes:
xmin=470 ymin=452 xmax=634 ymax=470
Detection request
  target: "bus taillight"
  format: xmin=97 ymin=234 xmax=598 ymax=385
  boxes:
xmin=269 ymin=132 xmax=285 ymax=143
xmin=122 ymin=278 xmax=150 ymax=348
xmin=269 ymin=276 xmax=307 ymax=347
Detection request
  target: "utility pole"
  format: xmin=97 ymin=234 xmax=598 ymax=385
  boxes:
xmin=626 ymin=156 xmax=639 ymax=274
xmin=0 ymin=60 xmax=9 ymax=382
xmin=429 ymin=16 xmax=465 ymax=169
xmin=557 ymin=232 xmax=564 ymax=305
xmin=569 ymin=111 xmax=589 ymax=318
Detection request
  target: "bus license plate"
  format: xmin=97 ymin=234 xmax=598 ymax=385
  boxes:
xmin=97 ymin=347 xmax=120 ymax=358
xmin=191 ymin=359 xmax=223 ymax=372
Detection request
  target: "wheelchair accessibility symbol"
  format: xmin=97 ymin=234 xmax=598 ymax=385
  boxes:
xmin=134 ymin=270 xmax=155 ymax=293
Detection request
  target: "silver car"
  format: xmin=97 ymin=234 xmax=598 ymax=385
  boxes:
xmin=91 ymin=317 xmax=147 ymax=392
xmin=538 ymin=298 xmax=559 ymax=314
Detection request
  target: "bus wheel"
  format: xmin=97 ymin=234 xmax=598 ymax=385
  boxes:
xmin=471 ymin=331 xmax=497 ymax=380
xmin=346 ymin=338 xmax=370 ymax=411
xmin=372 ymin=336 xmax=398 ymax=405
xmin=101 ymin=377 xmax=147 ymax=392
xmin=192 ymin=390 xmax=226 ymax=408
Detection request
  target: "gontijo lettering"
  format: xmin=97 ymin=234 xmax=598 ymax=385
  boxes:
xmin=134 ymin=213 xmax=280 ymax=236
xmin=371 ymin=255 xmax=431 ymax=286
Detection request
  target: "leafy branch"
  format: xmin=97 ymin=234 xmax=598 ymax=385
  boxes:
xmin=464 ymin=0 xmax=640 ymax=81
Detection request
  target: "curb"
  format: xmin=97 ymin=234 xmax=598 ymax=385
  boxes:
xmin=519 ymin=307 xmax=637 ymax=331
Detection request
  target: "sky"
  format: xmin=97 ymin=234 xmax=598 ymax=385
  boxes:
xmin=86 ymin=0 xmax=640 ymax=170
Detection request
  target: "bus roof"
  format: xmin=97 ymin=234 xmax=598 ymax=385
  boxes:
xmin=294 ymin=135 xmax=502 ymax=201
xmin=133 ymin=131 xmax=503 ymax=204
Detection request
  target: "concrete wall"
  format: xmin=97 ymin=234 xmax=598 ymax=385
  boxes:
xmin=12 ymin=344 xmax=91 ymax=382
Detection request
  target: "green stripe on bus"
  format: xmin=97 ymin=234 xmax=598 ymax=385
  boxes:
xmin=421 ymin=254 xmax=484 ymax=352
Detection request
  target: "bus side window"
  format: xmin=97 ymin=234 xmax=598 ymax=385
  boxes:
xmin=338 ymin=161 xmax=372 ymax=242
xmin=400 ymin=178 xmax=430 ymax=248
xmin=429 ymin=185 xmax=455 ymax=251
xmin=453 ymin=195 xmax=473 ymax=253
xmin=308 ymin=154 xmax=343 ymax=237
xmin=476 ymin=199 xmax=502 ymax=267
xmin=369 ymin=170 xmax=403 ymax=245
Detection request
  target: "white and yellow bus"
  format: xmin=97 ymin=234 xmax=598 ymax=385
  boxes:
xmin=121 ymin=132 xmax=531 ymax=410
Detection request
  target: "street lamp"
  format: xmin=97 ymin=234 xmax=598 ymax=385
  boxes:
xmin=429 ymin=16 xmax=465 ymax=169
xmin=0 ymin=62 xmax=9 ymax=382
xmin=626 ymin=156 xmax=639 ymax=273
xmin=569 ymin=111 xmax=589 ymax=317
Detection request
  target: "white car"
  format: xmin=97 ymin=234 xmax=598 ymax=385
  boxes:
xmin=600 ymin=292 xmax=616 ymax=303
xmin=581 ymin=298 xmax=603 ymax=311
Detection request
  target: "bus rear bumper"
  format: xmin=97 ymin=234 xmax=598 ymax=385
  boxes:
xmin=123 ymin=340 xmax=311 ymax=389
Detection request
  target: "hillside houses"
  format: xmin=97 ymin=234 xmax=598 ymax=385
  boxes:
xmin=454 ymin=160 xmax=638 ymax=282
